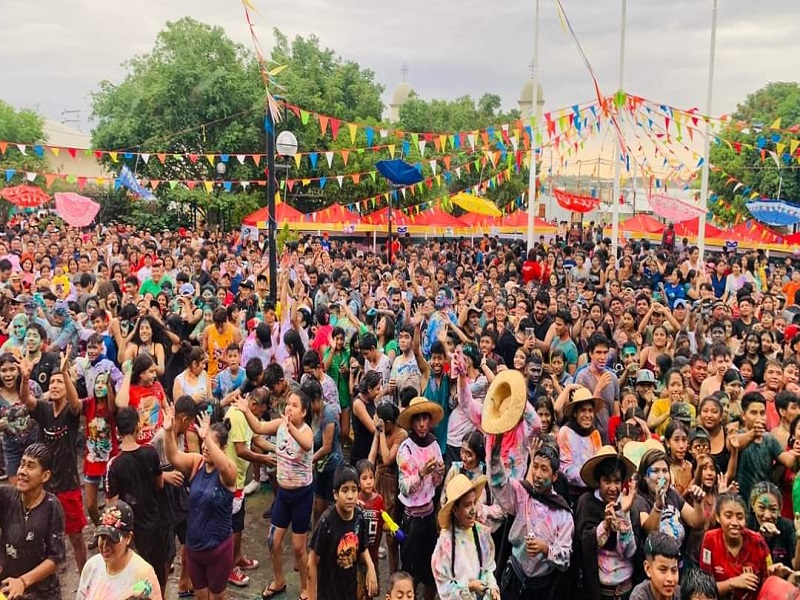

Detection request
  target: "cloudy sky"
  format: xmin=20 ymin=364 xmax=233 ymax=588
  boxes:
xmin=2 ymin=0 xmax=798 ymax=132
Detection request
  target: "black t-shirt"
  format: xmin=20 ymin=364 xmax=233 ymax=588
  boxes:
xmin=31 ymin=400 xmax=81 ymax=493
xmin=310 ymin=505 xmax=369 ymax=600
xmin=30 ymin=352 xmax=60 ymax=394
xmin=732 ymin=317 xmax=755 ymax=340
xmin=106 ymin=446 xmax=164 ymax=533
xmin=0 ymin=486 xmax=65 ymax=600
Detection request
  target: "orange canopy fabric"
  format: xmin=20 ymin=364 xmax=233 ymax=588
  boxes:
xmin=499 ymin=211 xmax=554 ymax=230
xmin=311 ymin=204 xmax=358 ymax=223
xmin=421 ymin=208 xmax=466 ymax=229
xmin=242 ymin=203 xmax=305 ymax=227
xmin=729 ymin=221 xmax=783 ymax=245
xmin=673 ymin=218 xmax=724 ymax=239
xmin=361 ymin=207 xmax=413 ymax=226
xmin=620 ymin=214 xmax=664 ymax=234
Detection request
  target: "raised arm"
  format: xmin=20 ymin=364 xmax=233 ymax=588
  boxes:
xmin=162 ymin=403 xmax=202 ymax=478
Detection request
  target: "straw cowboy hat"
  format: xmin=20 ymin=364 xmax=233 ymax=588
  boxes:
xmin=397 ymin=396 xmax=444 ymax=430
xmin=621 ymin=438 xmax=665 ymax=468
xmin=580 ymin=445 xmax=636 ymax=489
xmin=438 ymin=474 xmax=488 ymax=529
xmin=481 ymin=369 xmax=527 ymax=434
xmin=562 ymin=386 xmax=605 ymax=418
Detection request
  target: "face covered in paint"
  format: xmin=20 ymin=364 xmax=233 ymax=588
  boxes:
xmin=24 ymin=328 xmax=42 ymax=354
xmin=94 ymin=372 xmax=109 ymax=399
xmin=10 ymin=314 xmax=28 ymax=342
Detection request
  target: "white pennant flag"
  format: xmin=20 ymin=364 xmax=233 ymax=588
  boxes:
xmin=236 ymin=154 xmax=246 ymax=165
xmin=456 ymin=167 xmax=462 ymax=179
xmin=429 ymin=160 xmax=437 ymax=175
xmin=379 ymin=129 xmax=389 ymax=139
xmin=241 ymin=181 xmax=250 ymax=189
xmin=141 ymin=153 xmax=150 ymax=164
xmin=467 ymin=134 xmax=475 ymax=150
xmin=16 ymin=144 xmax=26 ymax=155
xmin=336 ymin=175 xmax=344 ymax=188
xmin=418 ymin=140 xmax=427 ymax=155
xmin=26 ymin=172 xmax=36 ymax=182
xmin=510 ymin=136 xmax=518 ymax=152
xmin=400 ymin=188 xmax=407 ymax=199
xmin=325 ymin=152 xmax=334 ymax=168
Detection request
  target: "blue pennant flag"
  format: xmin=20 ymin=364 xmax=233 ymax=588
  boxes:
xmin=117 ymin=165 xmax=157 ymax=201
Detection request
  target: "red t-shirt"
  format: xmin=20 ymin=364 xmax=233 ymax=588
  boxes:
xmin=128 ymin=382 xmax=166 ymax=445
xmin=359 ymin=491 xmax=385 ymax=565
xmin=82 ymin=397 xmax=119 ymax=477
xmin=700 ymin=528 xmax=771 ymax=600
xmin=521 ymin=260 xmax=542 ymax=284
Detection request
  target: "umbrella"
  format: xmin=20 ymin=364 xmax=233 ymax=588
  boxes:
xmin=745 ymin=199 xmax=800 ymax=227
xmin=0 ymin=185 xmax=50 ymax=208
xmin=54 ymin=192 xmax=100 ymax=227
xmin=648 ymin=194 xmax=705 ymax=221
xmin=375 ymin=159 xmax=424 ymax=186
xmin=451 ymin=192 xmax=502 ymax=217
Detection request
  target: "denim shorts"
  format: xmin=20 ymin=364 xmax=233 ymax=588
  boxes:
xmin=3 ymin=430 xmax=38 ymax=477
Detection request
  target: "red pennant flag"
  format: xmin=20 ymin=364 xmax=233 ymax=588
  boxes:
xmin=733 ymin=142 xmax=741 ymax=154
xmin=150 ymin=180 xmax=160 ymax=189
xmin=0 ymin=142 xmax=7 ymax=154
xmin=77 ymin=177 xmax=87 ymax=191
xmin=319 ymin=115 xmax=329 ymax=136
xmin=186 ymin=181 xmax=197 ymax=190
xmin=252 ymin=154 xmax=261 ymax=166
xmin=330 ymin=119 xmax=341 ymax=139
xmin=189 ymin=154 xmax=199 ymax=163
xmin=94 ymin=151 xmax=103 ymax=160
xmin=425 ymin=178 xmax=433 ymax=189
xmin=424 ymin=133 xmax=433 ymax=143
xmin=287 ymin=180 xmax=295 ymax=192
xmin=67 ymin=147 xmax=77 ymax=158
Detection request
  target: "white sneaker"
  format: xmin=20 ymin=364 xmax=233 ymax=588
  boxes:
xmin=243 ymin=479 xmax=260 ymax=496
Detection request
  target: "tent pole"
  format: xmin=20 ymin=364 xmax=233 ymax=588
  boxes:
xmin=610 ymin=0 xmax=626 ymax=263
xmin=698 ymin=0 xmax=718 ymax=263
xmin=525 ymin=0 xmax=540 ymax=252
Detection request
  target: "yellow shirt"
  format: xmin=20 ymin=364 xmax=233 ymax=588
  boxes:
xmin=224 ymin=407 xmax=254 ymax=490
xmin=650 ymin=398 xmax=695 ymax=437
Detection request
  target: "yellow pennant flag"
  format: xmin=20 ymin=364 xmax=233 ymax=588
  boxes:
xmin=348 ymin=123 xmax=358 ymax=144
xmin=770 ymin=118 xmax=782 ymax=130
xmin=294 ymin=154 xmax=302 ymax=169
xmin=777 ymin=143 xmax=786 ymax=156
xmin=204 ymin=181 xmax=214 ymax=194
xmin=108 ymin=152 xmax=118 ymax=163
xmin=206 ymin=154 xmax=215 ymax=166
xmin=387 ymin=144 xmax=395 ymax=158
xmin=50 ymin=147 xmax=60 ymax=157
xmin=791 ymin=140 xmax=800 ymax=156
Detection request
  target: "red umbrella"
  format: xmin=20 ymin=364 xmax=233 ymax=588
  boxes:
xmin=0 ymin=185 xmax=50 ymax=208
xmin=620 ymin=214 xmax=664 ymax=234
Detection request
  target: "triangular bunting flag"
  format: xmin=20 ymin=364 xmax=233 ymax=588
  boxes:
xmin=236 ymin=154 xmax=246 ymax=165
xmin=45 ymin=173 xmax=57 ymax=188
xmin=157 ymin=153 xmax=166 ymax=164
xmin=341 ymin=150 xmax=349 ymax=166
xmin=387 ymin=144 xmax=395 ymax=158
xmin=294 ymin=154 xmax=302 ymax=169
xmin=206 ymin=154 xmax=215 ymax=166
xmin=348 ymin=123 xmax=358 ymax=144
xmin=330 ymin=118 xmax=341 ymax=139
xmin=319 ymin=115 xmax=329 ymax=136
xmin=109 ymin=152 xmax=118 ymax=163
xmin=16 ymin=144 xmax=27 ymax=155
xmin=325 ymin=152 xmax=334 ymax=168
xmin=50 ymin=147 xmax=60 ymax=157
xmin=252 ymin=154 xmax=261 ymax=166
xmin=204 ymin=181 xmax=214 ymax=194
xmin=337 ymin=175 xmax=344 ymax=188
xmin=418 ymin=140 xmax=426 ymax=155
xmin=352 ymin=173 xmax=361 ymax=185
xmin=141 ymin=153 xmax=150 ymax=164
xmin=0 ymin=142 xmax=6 ymax=155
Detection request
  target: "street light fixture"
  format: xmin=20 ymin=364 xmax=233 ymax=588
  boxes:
xmin=266 ymin=128 xmax=297 ymax=300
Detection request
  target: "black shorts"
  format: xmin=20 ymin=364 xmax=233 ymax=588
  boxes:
xmin=167 ymin=520 xmax=188 ymax=563
xmin=232 ymin=496 xmax=246 ymax=533
xmin=134 ymin=527 xmax=170 ymax=587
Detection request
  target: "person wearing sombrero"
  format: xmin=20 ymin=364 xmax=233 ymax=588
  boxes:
xmin=573 ymin=446 xmax=640 ymax=600
xmin=396 ymin=396 xmax=445 ymax=600
xmin=555 ymin=384 xmax=604 ymax=503
xmin=488 ymin=435 xmax=573 ymax=600
xmin=431 ymin=474 xmax=500 ymax=600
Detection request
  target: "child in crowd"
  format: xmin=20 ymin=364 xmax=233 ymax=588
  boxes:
xmin=308 ymin=464 xmax=378 ymax=600
xmin=630 ymin=531 xmax=681 ymax=600
xmin=385 ymin=571 xmax=415 ymax=600
xmin=356 ymin=459 xmax=384 ymax=600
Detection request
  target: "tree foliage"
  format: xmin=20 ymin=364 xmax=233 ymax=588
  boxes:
xmin=708 ymin=82 xmax=800 ymax=224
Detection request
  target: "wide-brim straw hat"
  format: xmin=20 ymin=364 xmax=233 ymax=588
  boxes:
xmin=438 ymin=474 xmax=488 ymax=529
xmin=580 ymin=445 xmax=636 ymax=489
xmin=481 ymin=369 xmax=527 ymax=434
xmin=397 ymin=396 xmax=444 ymax=430
xmin=563 ymin=386 xmax=606 ymax=418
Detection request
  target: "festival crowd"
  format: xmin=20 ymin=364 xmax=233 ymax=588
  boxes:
xmin=3 ymin=215 xmax=800 ymax=600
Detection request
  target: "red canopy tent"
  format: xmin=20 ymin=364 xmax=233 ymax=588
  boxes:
xmin=361 ymin=207 xmax=413 ymax=226
xmin=310 ymin=203 xmax=358 ymax=224
xmin=242 ymin=203 xmax=305 ymax=227
xmin=619 ymin=214 xmax=664 ymax=234
xmin=729 ymin=221 xmax=783 ymax=245
xmin=673 ymin=218 xmax=724 ymax=239
xmin=499 ymin=211 xmax=554 ymax=230
xmin=459 ymin=212 xmax=497 ymax=227
xmin=420 ymin=208 xmax=466 ymax=229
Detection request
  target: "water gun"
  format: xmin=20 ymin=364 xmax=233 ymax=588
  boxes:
xmin=381 ymin=511 xmax=406 ymax=543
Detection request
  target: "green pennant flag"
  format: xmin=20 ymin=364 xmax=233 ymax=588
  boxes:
xmin=370 ymin=172 xmax=376 ymax=182
xmin=169 ymin=180 xmax=178 ymax=189
xmin=300 ymin=110 xmax=310 ymax=125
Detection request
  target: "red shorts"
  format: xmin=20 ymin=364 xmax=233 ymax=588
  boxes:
xmin=56 ymin=488 xmax=87 ymax=535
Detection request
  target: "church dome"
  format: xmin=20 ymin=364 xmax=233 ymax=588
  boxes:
xmin=391 ymin=82 xmax=413 ymax=105
xmin=519 ymin=80 xmax=544 ymax=105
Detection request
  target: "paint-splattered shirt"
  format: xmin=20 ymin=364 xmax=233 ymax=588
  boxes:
xmin=431 ymin=523 xmax=498 ymax=600
xmin=397 ymin=436 xmax=444 ymax=515
xmin=77 ymin=552 xmax=162 ymax=600
xmin=556 ymin=425 xmax=602 ymax=489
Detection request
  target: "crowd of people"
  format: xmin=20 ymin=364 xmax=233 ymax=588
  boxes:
xmin=3 ymin=215 xmax=800 ymax=600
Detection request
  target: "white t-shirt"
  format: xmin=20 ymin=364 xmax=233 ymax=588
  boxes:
xmin=77 ymin=551 xmax=163 ymax=600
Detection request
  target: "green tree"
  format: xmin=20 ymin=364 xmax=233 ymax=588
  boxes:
xmin=0 ymin=101 xmax=49 ymax=223
xmin=709 ymin=82 xmax=800 ymax=224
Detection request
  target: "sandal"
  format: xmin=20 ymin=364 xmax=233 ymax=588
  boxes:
xmin=178 ymin=591 xmax=194 ymax=598
xmin=262 ymin=583 xmax=287 ymax=599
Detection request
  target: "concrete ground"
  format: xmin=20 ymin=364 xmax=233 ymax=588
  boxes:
xmin=59 ymin=484 xmax=396 ymax=599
